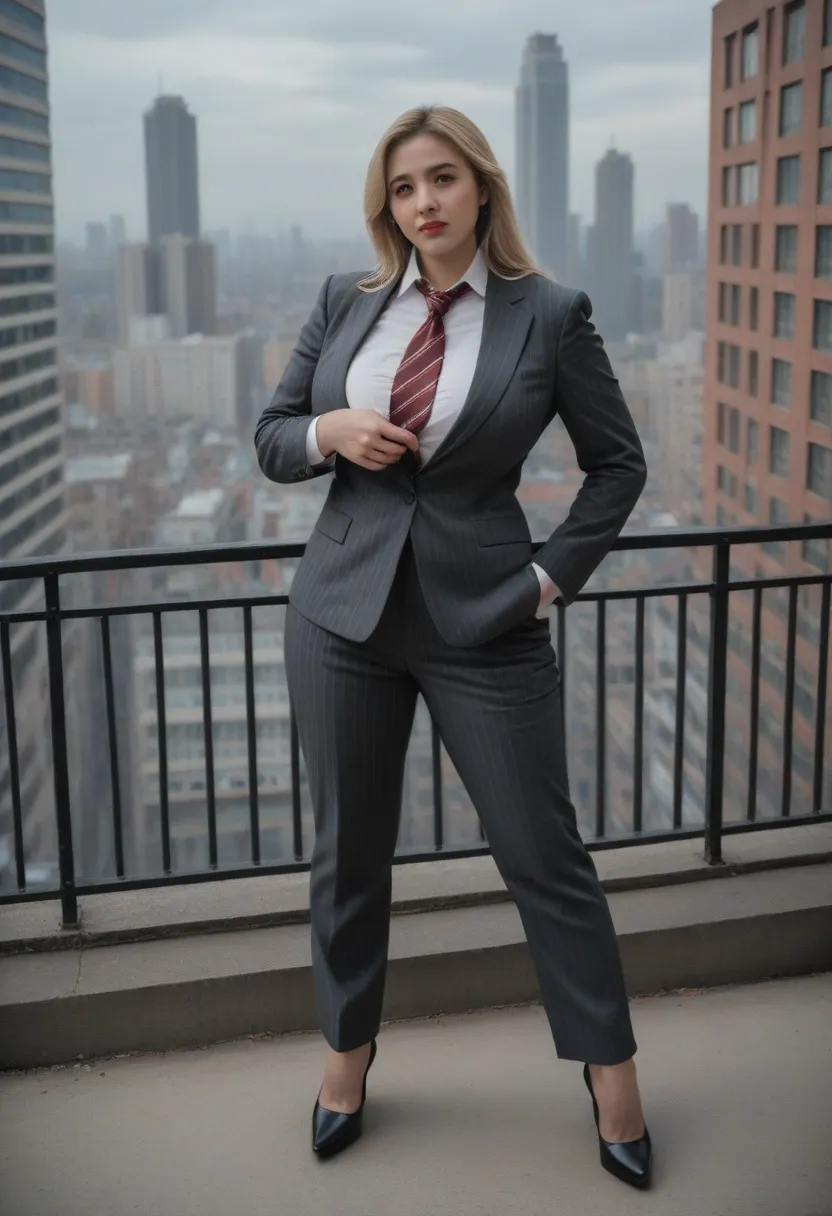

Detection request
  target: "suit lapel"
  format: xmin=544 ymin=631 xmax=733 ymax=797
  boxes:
xmin=421 ymin=271 xmax=533 ymax=472
xmin=332 ymin=279 xmax=398 ymax=411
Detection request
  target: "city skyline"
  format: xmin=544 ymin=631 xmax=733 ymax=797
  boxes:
xmin=47 ymin=1 xmax=716 ymax=243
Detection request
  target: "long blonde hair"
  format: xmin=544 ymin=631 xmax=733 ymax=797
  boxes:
xmin=359 ymin=106 xmax=542 ymax=292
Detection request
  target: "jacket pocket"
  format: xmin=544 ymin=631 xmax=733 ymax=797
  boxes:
xmin=472 ymin=514 xmax=531 ymax=547
xmin=314 ymin=503 xmax=353 ymax=544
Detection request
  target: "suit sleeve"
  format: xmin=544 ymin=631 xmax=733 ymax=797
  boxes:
xmin=254 ymin=275 xmax=337 ymax=484
xmin=533 ymin=290 xmax=647 ymax=606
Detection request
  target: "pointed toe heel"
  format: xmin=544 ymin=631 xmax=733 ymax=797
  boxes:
xmin=582 ymin=1063 xmax=652 ymax=1190
xmin=312 ymin=1038 xmax=378 ymax=1159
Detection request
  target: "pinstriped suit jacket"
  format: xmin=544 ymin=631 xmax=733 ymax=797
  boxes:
xmin=254 ymin=269 xmax=647 ymax=648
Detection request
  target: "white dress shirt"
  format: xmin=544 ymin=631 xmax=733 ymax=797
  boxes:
xmin=305 ymin=247 xmax=560 ymax=610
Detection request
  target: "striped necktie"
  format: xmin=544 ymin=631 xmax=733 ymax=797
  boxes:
xmin=389 ymin=278 xmax=472 ymax=438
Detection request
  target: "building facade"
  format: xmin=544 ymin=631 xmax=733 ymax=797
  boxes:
xmin=113 ymin=330 xmax=253 ymax=429
xmin=0 ymin=0 xmax=73 ymax=889
xmin=706 ymin=0 xmax=832 ymax=818
xmin=515 ymin=33 xmax=569 ymax=280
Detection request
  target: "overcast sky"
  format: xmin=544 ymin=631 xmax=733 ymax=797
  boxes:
xmin=47 ymin=0 xmax=716 ymax=244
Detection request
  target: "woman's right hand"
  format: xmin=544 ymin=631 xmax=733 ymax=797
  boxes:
xmin=315 ymin=410 xmax=419 ymax=472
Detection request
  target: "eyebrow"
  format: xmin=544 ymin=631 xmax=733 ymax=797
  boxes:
xmin=388 ymin=161 xmax=458 ymax=189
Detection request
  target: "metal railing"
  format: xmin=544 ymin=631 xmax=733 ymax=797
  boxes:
xmin=1 ymin=520 xmax=830 ymax=928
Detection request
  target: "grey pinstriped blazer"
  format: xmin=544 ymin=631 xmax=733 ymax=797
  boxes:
xmin=254 ymin=269 xmax=647 ymax=648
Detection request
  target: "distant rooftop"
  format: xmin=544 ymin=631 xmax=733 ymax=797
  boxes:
xmin=174 ymin=488 xmax=226 ymax=519
xmin=64 ymin=454 xmax=132 ymax=483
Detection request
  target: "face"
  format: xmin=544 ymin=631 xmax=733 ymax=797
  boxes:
xmin=386 ymin=133 xmax=488 ymax=259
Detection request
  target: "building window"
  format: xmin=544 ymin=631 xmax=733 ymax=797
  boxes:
xmin=738 ymin=100 xmax=756 ymax=144
xmin=722 ymin=165 xmax=733 ymax=207
xmin=822 ymin=69 xmax=832 ymax=127
xmin=0 ymin=136 xmax=49 ymax=166
xmin=718 ymin=282 xmax=727 ymax=322
xmin=0 ymin=32 xmax=46 ymax=73
xmin=0 ymin=66 xmax=47 ymax=103
xmin=776 ymin=155 xmax=801 ymax=205
xmin=826 ymin=0 xmax=832 ymax=45
xmin=817 ymin=226 xmax=832 ymax=280
xmin=807 ymin=442 xmax=832 ymax=499
xmin=811 ymin=370 xmax=832 ymax=427
xmin=719 ymin=224 xmax=729 ymax=264
xmin=0 ymin=102 xmax=48 ymax=135
xmin=819 ymin=148 xmax=832 ymax=204
xmin=802 ymin=515 xmax=829 ymax=571
xmin=769 ymin=426 xmax=790 ymax=477
xmin=0 ymin=2 xmax=45 ymax=33
xmin=741 ymin=24 xmax=759 ymax=78
xmin=725 ymin=32 xmax=736 ymax=88
xmin=750 ymin=285 xmax=759 ymax=331
xmin=771 ymin=358 xmax=792 ymax=407
xmin=751 ymin=223 xmax=760 ymax=269
xmin=745 ymin=483 xmax=757 ymax=513
xmin=747 ymin=417 xmax=759 ymax=464
xmin=775 ymin=224 xmax=798 ymax=273
xmin=723 ymin=107 xmax=734 ymax=148
xmin=764 ymin=497 xmax=789 ymax=559
xmin=779 ymin=81 xmax=803 ymax=137
xmin=717 ymin=465 xmax=738 ymax=496
xmin=732 ymin=224 xmax=742 ymax=265
xmin=783 ymin=2 xmax=806 ymax=64
xmin=814 ymin=300 xmax=832 ymax=352
xmin=748 ymin=349 xmax=759 ymax=396
xmin=730 ymin=283 xmax=741 ymax=325
xmin=737 ymin=162 xmax=758 ymax=205
xmin=717 ymin=342 xmax=741 ymax=386
xmin=718 ymin=402 xmax=741 ymax=452
xmin=773 ymin=291 xmax=796 ymax=340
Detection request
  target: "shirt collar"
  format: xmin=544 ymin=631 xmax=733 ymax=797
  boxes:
xmin=397 ymin=245 xmax=489 ymax=299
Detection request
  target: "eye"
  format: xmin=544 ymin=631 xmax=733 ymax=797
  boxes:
xmin=393 ymin=183 xmax=411 ymax=195
xmin=436 ymin=174 xmax=454 ymax=184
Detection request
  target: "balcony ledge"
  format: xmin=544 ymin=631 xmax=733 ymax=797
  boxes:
xmin=0 ymin=825 xmax=830 ymax=1071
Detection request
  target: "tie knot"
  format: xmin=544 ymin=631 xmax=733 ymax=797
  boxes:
xmin=416 ymin=279 xmax=472 ymax=316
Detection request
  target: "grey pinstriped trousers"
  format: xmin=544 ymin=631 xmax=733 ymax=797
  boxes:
xmin=284 ymin=538 xmax=637 ymax=1065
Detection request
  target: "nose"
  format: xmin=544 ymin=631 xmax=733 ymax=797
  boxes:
xmin=415 ymin=183 xmax=438 ymax=213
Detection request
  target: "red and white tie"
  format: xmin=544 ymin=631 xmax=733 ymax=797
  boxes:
xmin=389 ymin=279 xmax=472 ymax=438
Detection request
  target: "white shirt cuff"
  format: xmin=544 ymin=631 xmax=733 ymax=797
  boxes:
xmin=305 ymin=416 xmax=332 ymax=466
xmin=532 ymin=563 xmax=561 ymax=612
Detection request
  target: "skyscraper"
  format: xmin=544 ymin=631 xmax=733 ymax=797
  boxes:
xmin=665 ymin=203 xmax=701 ymax=272
xmin=590 ymin=149 xmax=635 ymax=342
xmin=0 ymin=0 xmax=69 ymax=885
xmin=144 ymin=95 xmax=200 ymax=244
xmin=515 ymin=33 xmax=569 ymax=279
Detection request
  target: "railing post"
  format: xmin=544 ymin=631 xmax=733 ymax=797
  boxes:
xmin=44 ymin=571 xmax=78 ymax=927
xmin=704 ymin=541 xmax=730 ymax=866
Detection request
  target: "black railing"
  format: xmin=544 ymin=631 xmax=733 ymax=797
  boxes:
xmin=1 ymin=521 xmax=830 ymax=928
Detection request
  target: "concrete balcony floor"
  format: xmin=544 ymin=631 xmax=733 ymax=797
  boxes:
xmin=1 ymin=973 xmax=829 ymax=1216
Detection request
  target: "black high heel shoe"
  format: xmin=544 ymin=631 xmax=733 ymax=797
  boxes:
xmin=312 ymin=1039 xmax=378 ymax=1158
xmin=583 ymin=1063 xmax=652 ymax=1190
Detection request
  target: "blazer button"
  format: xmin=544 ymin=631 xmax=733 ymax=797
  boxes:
xmin=404 ymin=491 xmax=416 ymax=505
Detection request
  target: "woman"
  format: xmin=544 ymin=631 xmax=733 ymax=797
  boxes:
xmin=254 ymin=106 xmax=651 ymax=1189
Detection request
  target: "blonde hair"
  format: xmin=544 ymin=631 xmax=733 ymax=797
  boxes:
xmin=359 ymin=106 xmax=542 ymax=292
